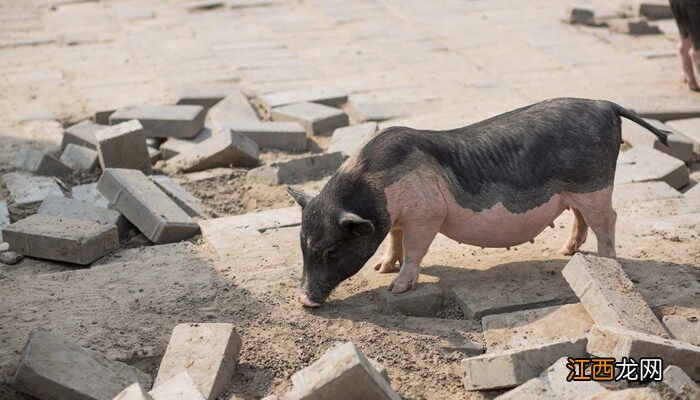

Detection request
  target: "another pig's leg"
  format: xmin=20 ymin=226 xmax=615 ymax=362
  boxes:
xmin=388 ymin=221 xmax=441 ymax=294
xmin=680 ymin=38 xmax=699 ymax=90
xmin=374 ymin=227 xmax=403 ymax=273
xmin=560 ymin=207 xmax=588 ymax=255
xmin=568 ymin=188 xmax=616 ymax=258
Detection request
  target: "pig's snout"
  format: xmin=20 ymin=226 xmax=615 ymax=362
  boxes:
xmin=299 ymin=292 xmax=322 ymax=308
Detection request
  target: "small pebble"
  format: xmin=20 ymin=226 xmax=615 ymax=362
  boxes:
xmin=0 ymin=251 xmax=23 ymax=265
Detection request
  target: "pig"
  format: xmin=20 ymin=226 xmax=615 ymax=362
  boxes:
xmin=670 ymin=0 xmax=700 ymax=90
xmin=288 ymin=98 xmax=670 ymax=307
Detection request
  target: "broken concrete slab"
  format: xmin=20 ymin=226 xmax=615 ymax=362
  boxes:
xmin=154 ymin=323 xmax=241 ymax=400
xmin=206 ymin=90 xmax=259 ymax=130
xmin=482 ymin=303 xmax=593 ymax=353
xmin=149 ymin=175 xmax=208 ymax=218
xmin=0 ymin=200 xmax=9 ymax=241
xmin=150 ymin=372 xmax=206 ymax=400
xmin=109 ymin=105 xmax=206 ymax=138
xmin=615 ymin=147 xmax=689 ymax=189
xmin=164 ymin=129 xmax=259 ymax=172
xmin=15 ymin=146 xmax=74 ymax=177
xmin=60 ymin=143 xmax=99 ymax=171
xmin=38 ymin=195 xmax=131 ymax=239
xmin=562 ymin=253 xmax=667 ymax=337
xmin=12 ymin=328 xmax=151 ymax=400
xmin=223 ymin=121 xmax=307 ymax=151
xmin=461 ymin=338 xmax=587 ymax=390
xmin=71 ymin=182 xmax=110 ymax=208
xmin=587 ymin=324 xmax=700 ymax=380
xmin=159 ymin=128 xmax=215 ymax=160
xmin=95 ymin=120 xmax=153 ymax=175
xmin=246 ymin=152 xmax=342 ymax=185
xmin=114 ymin=383 xmax=153 ymax=400
xmin=271 ymin=102 xmax=348 ymax=136
xmin=287 ymin=342 xmax=401 ymax=400
xmin=650 ymin=365 xmax=699 ymax=399
xmin=621 ymin=118 xmax=695 ymax=162
xmin=379 ymin=283 xmax=443 ymax=317
xmin=2 ymin=214 xmax=119 ymax=265
xmin=97 ymin=168 xmax=199 ymax=244
xmin=613 ymin=181 xmax=682 ymax=203
xmin=260 ymin=87 xmax=348 ymax=111
xmin=61 ymin=119 xmax=104 ymax=150
xmin=2 ymin=172 xmax=64 ymax=206
xmin=607 ymin=18 xmax=661 ymax=35
xmin=665 ymin=118 xmax=700 ymax=155
xmin=328 ymin=122 xmax=378 ymax=159
xmin=663 ymin=312 xmax=699 ymax=346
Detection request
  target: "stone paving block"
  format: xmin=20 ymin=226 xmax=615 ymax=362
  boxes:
xmin=97 ymin=169 xmax=199 ymax=244
xmin=164 ymin=129 xmax=259 ymax=172
xmin=347 ymin=101 xmax=411 ymax=123
xmin=608 ymin=18 xmax=662 ymax=35
xmin=223 ymin=121 xmax=307 ymax=151
xmin=613 ymin=181 xmax=682 ymax=203
xmin=109 ymin=105 xmax=205 ymax=138
xmin=175 ymin=84 xmax=235 ymax=110
xmin=482 ymin=303 xmax=593 ymax=353
xmin=13 ymin=328 xmax=151 ymax=400
xmin=62 ymin=119 xmax=104 ymax=150
xmin=150 ymin=372 xmax=206 ymax=400
xmin=149 ymin=175 xmax=207 ymax=218
xmin=154 ymin=323 xmax=241 ymax=400
xmin=562 ymin=253 xmax=668 ymax=337
xmin=379 ymin=283 xmax=443 ymax=317
xmin=159 ymin=128 xmax=215 ymax=160
xmin=271 ymin=102 xmax=348 ymax=136
xmin=650 ymin=365 xmax=700 ymax=399
xmin=95 ymin=120 xmax=153 ymax=174
xmin=206 ymin=90 xmax=259 ymax=130
xmin=2 ymin=214 xmax=119 ymax=265
xmin=0 ymin=200 xmax=9 ymax=242
xmin=287 ymin=342 xmax=401 ymax=400
xmin=565 ymin=6 xmax=595 ymax=26
xmin=328 ymin=122 xmax=378 ymax=159
xmin=60 ymin=143 xmax=99 ymax=171
xmin=72 ymin=182 xmax=110 ymax=208
xmin=38 ymin=195 xmax=130 ymax=239
xmin=246 ymin=152 xmax=342 ymax=185
xmin=639 ymin=2 xmax=673 ymax=20
xmin=621 ymin=118 xmax=695 ymax=162
xmin=587 ymin=324 xmax=700 ymax=380
xmin=665 ymin=117 xmax=700 ymax=155
xmin=2 ymin=172 xmax=64 ymax=206
xmin=461 ymin=338 xmax=588 ymax=391
xmin=15 ymin=146 xmax=74 ymax=177
xmin=260 ymin=87 xmax=348 ymax=111
xmin=615 ymin=147 xmax=689 ymax=189
xmin=114 ymin=383 xmax=153 ymax=400
xmin=663 ymin=313 xmax=699 ymax=346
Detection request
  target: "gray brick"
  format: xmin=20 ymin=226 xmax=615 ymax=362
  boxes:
xmin=2 ymin=172 xmax=64 ymax=206
xmin=150 ymin=372 xmax=205 ymax=400
xmin=587 ymin=324 xmax=700 ymax=380
xmin=328 ymin=122 xmax=378 ymax=158
xmin=562 ymin=253 xmax=668 ymax=337
xmin=379 ymin=283 xmax=443 ymax=317
xmin=650 ymin=365 xmax=699 ymax=399
xmin=149 ymin=175 xmax=208 ymax=218
xmin=565 ymin=6 xmax=595 ymax=25
xmin=2 ymin=214 xmax=119 ymax=265
xmin=109 ymin=105 xmax=205 ymax=138
xmin=639 ymin=2 xmax=673 ymax=20
xmin=665 ymin=117 xmax=700 ymax=156
xmin=224 ymin=121 xmax=307 ymax=151
xmin=97 ymin=169 xmax=199 ymax=244
xmin=0 ymin=200 xmax=9 ymax=242
xmin=621 ymin=119 xmax=695 ymax=162
xmin=114 ymin=383 xmax=153 ymax=400
xmin=616 ymin=147 xmax=688 ymax=189
xmin=271 ymin=102 xmax=348 ymax=136
xmin=164 ymin=129 xmax=259 ymax=172
xmin=95 ymin=120 xmax=153 ymax=175
xmin=62 ymin=119 xmax=104 ymax=150
xmin=60 ymin=143 xmax=99 ymax=171
xmin=13 ymin=328 xmax=151 ymax=400
xmin=246 ymin=152 xmax=342 ymax=184
xmin=206 ymin=91 xmax=259 ymax=130
xmin=71 ymin=183 xmax=110 ymax=208
xmin=287 ymin=342 xmax=401 ymax=400
xmin=461 ymin=338 xmax=587 ymax=391
xmin=15 ymin=146 xmax=74 ymax=177
xmin=607 ymin=18 xmax=661 ymax=35
xmin=260 ymin=87 xmax=347 ymax=111
xmin=154 ymin=323 xmax=241 ymax=400
xmin=38 ymin=195 xmax=131 ymax=239
xmin=160 ymin=128 xmax=215 ymax=160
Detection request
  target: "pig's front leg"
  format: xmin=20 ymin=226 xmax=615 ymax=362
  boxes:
xmin=388 ymin=221 xmax=441 ymax=294
xmin=374 ymin=227 xmax=403 ymax=273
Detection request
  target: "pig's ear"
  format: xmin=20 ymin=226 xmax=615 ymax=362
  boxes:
xmin=287 ymin=187 xmax=313 ymax=209
xmin=339 ymin=212 xmax=374 ymax=237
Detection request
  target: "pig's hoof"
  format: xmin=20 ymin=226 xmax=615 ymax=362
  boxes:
xmin=388 ymin=275 xmax=417 ymax=293
xmin=374 ymin=260 xmax=400 ymax=273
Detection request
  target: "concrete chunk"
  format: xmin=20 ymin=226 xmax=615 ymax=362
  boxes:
xmin=15 ymin=146 xmax=74 ymax=177
xmin=109 ymin=105 xmax=205 ymax=138
xmin=616 ymin=147 xmax=688 ymax=189
xmin=587 ymin=324 xmax=700 ymax=380
xmin=663 ymin=313 xmax=700 ymax=346
xmin=271 ymin=102 xmax=348 ymax=136
xmin=379 ymin=283 xmax=443 ymax=317
xmin=114 ymin=383 xmax=153 ymax=400
xmin=97 ymin=169 xmax=199 ymax=244
xmin=38 ymin=195 xmax=130 ymax=239
xmin=287 ymin=342 xmax=401 ymax=400
xmin=621 ymin=118 xmax=695 ymax=162
xmin=666 ymin=117 xmax=700 ymax=155
xmin=95 ymin=120 xmax=153 ymax=175
xmin=13 ymin=328 xmax=151 ymax=400
xmin=60 ymin=143 xmax=99 ymax=171
xmin=2 ymin=214 xmax=119 ymax=265
xmin=154 ymin=323 xmax=241 ymax=400
xmin=149 ymin=175 xmax=207 ymax=218
xmin=246 ymin=152 xmax=342 ymax=185
xmin=329 ymin=122 xmax=378 ymax=159
xmin=261 ymin=87 xmax=347 ymax=111
xmin=223 ymin=121 xmax=307 ymax=151
xmin=164 ymin=129 xmax=259 ymax=172
xmin=62 ymin=119 xmax=104 ymax=150
xmin=150 ymin=372 xmax=205 ymax=400
xmin=159 ymin=128 xmax=215 ymax=160
xmin=206 ymin=91 xmax=259 ymax=130
xmin=2 ymin=172 xmax=64 ymax=206
xmin=461 ymin=338 xmax=588 ymax=390
xmin=565 ymin=6 xmax=595 ymax=26
xmin=72 ymin=182 xmax=110 ymax=208
xmin=562 ymin=253 xmax=667 ymax=337
xmin=650 ymin=365 xmax=699 ymax=399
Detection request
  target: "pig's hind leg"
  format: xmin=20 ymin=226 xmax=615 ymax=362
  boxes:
xmin=567 ymin=187 xmax=617 ymax=258
xmin=560 ymin=207 xmax=589 ymax=255
xmin=680 ymin=37 xmax=699 ymax=90
xmin=374 ymin=227 xmax=403 ymax=273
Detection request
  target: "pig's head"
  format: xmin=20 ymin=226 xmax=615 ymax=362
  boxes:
xmin=287 ymin=185 xmax=386 ymax=307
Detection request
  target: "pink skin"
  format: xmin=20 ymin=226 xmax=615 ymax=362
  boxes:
xmin=378 ymin=168 xmax=616 ymax=293
xmin=680 ymin=37 xmax=700 ymax=91
xmin=299 ymin=293 xmax=321 ymax=308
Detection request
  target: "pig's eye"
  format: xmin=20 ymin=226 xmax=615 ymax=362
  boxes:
xmin=326 ymin=247 xmax=340 ymax=258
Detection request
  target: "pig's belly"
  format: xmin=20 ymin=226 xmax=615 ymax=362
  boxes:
xmin=440 ymin=194 xmax=567 ymax=248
